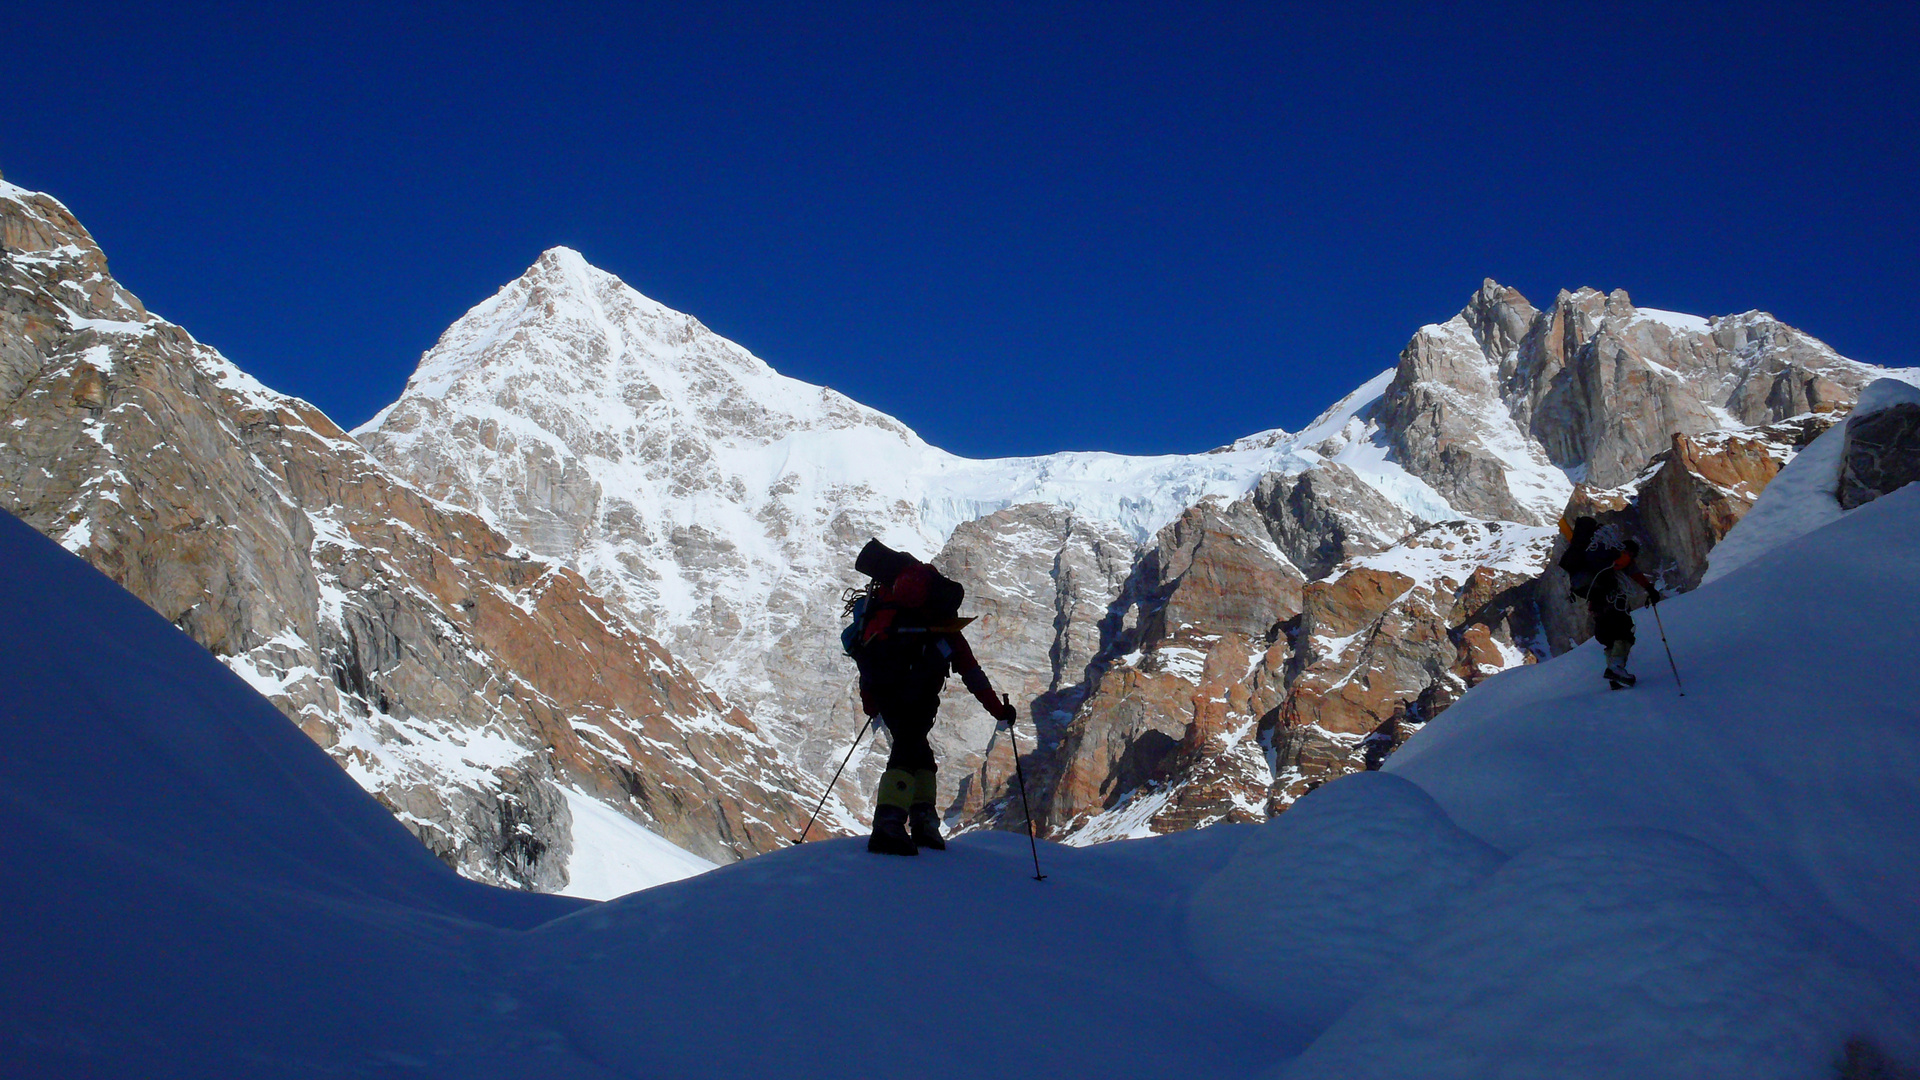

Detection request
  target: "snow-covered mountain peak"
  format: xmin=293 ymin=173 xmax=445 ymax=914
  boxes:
xmin=0 ymin=179 xmax=47 ymax=214
xmin=366 ymin=246 xmax=912 ymax=452
xmin=0 ymin=178 xmax=75 ymax=218
xmin=353 ymin=253 xmax=1466 ymax=764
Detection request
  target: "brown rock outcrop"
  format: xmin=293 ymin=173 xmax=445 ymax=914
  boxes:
xmin=970 ymin=493 xmax=1301 ymax=838
xmin=1033 ymin=497 xmax=1307 ymax=832
xmin=1269 ymin=521 xmax=1551 ymax=804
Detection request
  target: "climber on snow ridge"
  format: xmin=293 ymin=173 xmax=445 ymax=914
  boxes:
xmin=841 ymin=538 xmax=1017 ymax=855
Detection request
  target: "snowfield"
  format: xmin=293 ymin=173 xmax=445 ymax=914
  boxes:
xmin=3 ymin=461 xmax=1916 ymax=1076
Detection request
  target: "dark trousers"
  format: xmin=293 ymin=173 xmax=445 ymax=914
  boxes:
xmin=1594 ymin=609 xmax=1635 ymax=648
xmin=881 ymin=705 xmax=938 ymax=773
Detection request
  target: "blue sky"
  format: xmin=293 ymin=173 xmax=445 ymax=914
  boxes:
xmin=8 ymin=2 xmax=1917 ymax=457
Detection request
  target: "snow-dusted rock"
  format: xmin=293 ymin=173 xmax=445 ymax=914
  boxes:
xmin=0 ymin=180 xmax=805 ymax=885
xmin=1704 ymin=375 xmax=1920 ymax=584
xmin=1528 ymin=415 xmax=1832 ymax=652
xmin=1650 ymin=418 xmax=1833 ymax=575
xmin=1839 ymin=379 xmax=1920 ymax=510
xmin=1039 ymin=496 xmax=1308 ymax=837
xmin=930 ymin=503 xmax=1139 ymax=823
xmin=1251 ymin=459 xmax=1417 ymax=580
xmin=1373 ymin=279 xmax=1878 ymax=525
xmin=1270 ymin=520 xmax=1554 ymax=800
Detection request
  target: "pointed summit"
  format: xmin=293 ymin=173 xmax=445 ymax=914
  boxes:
xmin=359 ymin=245 xmax=893 ymax=449
xmin=1463 ymin=278 xmax=1539 ymax=359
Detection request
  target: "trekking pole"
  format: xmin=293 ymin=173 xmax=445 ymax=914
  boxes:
xmin=1651 ymin=603 xmax=1685 ymax=697
xmin=794 ymin=718 xmax=872 ymax=844
xmin=1002 ymin=694 xmax=1046 ymax=882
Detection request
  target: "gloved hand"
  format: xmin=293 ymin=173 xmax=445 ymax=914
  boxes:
xmin=994 ymin=697 xmax=1018 ymax=728
xmin=1645 ymin=586 xmax=1661 ymax=605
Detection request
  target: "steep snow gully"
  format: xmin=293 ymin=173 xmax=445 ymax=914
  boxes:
xmin=3 ymin=474 xmax=1918 ymax=1076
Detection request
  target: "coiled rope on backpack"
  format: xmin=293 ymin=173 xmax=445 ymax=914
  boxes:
xmin=842 ymin=583 xmax=875 ymax=618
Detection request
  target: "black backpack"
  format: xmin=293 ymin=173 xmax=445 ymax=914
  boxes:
xmin=1557 ymin=516 xmax=1615 ymax=600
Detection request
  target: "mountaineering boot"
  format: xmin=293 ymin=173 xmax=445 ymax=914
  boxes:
xmin=868 ymin=767 xmax=918 ymax=855
xmin=1603 ymin=640 xmax=1635 ymax=688
xmin=868 ymin=805 xmax=917 ymax=856
xmin=906 ymin=768 xmax=943 ymax=849
xmin=909 ymin=804 xmax=946 ymax=850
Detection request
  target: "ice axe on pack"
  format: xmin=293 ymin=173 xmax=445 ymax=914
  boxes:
xmin=1002 ymin=694 xmax=1046 ymax=882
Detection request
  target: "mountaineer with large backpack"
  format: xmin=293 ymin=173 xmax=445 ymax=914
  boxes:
xmin=843 ymin=538 xmax=1018 ymax=856
xmin=1587 ymin=539 xmax=1661 ymax=689
xmin=1561 ymin=516 xmax=1662 ymax=689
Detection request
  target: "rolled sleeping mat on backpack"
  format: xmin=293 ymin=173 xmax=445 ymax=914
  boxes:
xmin=855 ymin=538 xmax=920 ymax=584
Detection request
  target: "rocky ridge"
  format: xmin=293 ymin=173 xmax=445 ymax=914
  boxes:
xmin=975 ymin=283 xmax=1886 ymax=840
xmin=1370 ymin=280 xmax=1872 ymax=523
xmin=0 ymin=181 xmax=809 ymax=886
xmin=356 ymin=251 xmax=1889 ymax=845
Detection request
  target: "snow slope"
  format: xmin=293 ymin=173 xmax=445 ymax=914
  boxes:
xmin=0 ymin=507 xmax=594 ymax=1077
xmin=556 ymin=786 xmax=715 ymax=900
xmin=6 ymin=466 xmax=1917 ymax=1077
xmin=1281 ymin=484 xmax=1920 ymax=1076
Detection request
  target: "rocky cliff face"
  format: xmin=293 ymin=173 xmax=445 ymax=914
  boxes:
xmin=954 ymin=282 xmax=1885 ymax=841
xmin=1007 ymin=505 xmax=1554 ymax=841
xmin=0 ymin=182 xmax=808 ymax=886
xmin=1533 ymin=416 xmax=1835 ymax=655
xmin=1840 ymin=401 xmax=1920 ymax=511
xmin=1023 ymin=496 xmax=1307 ymax=837
xmin=1371 ymin=280 xmax=1877 ymax=523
